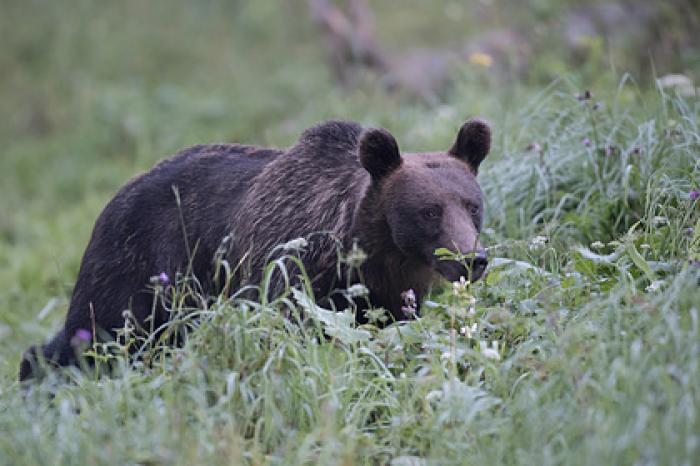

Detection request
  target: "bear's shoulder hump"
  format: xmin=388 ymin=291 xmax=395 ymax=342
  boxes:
xmin=298 ymin=120 xmax=363 ymax=149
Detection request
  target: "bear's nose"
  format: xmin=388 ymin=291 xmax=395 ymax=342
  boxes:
xmin=469 ymin=250 xmax=488 ymax=280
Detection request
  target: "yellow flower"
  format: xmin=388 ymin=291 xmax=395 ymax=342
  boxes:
xmin=469 ymin=52 xmax=493 ymax=68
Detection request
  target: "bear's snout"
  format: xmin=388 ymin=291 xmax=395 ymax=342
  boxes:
xmin=436 ymin=249 xmax=488 ymax=283
xmin=470 ymin=250 xmax=488 ymax=281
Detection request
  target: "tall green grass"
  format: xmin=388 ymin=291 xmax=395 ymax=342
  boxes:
xmin=2 ymin=83 xmax=698 ymax=465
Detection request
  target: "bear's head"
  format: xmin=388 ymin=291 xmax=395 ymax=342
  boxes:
xmin=358 ymin=119 xmax=491 ymax=284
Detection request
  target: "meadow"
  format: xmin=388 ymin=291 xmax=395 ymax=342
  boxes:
xmin=1 ymin=1 xmax=699 ymax=464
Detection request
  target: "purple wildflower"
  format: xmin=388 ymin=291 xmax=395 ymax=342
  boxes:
xmin=583 ymin=137 xmax=591 ymax=147
xmin=686 ymin=227 xmax=695 ymax=236
xmin=158 ymin=272 xmax=170 ymax=285
xmin=690 ymin=191 xmax=699 ymax=201
xmin=75 ymin=329 xmax=92 ymax=342
xmin=69 ymin=328 xmax=92 ymax=349
xmin=401 ymin=289 xmax=417 ymax=318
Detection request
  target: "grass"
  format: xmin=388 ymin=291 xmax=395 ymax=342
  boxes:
xmin=1 ymin=1 xmax=699 ymax=465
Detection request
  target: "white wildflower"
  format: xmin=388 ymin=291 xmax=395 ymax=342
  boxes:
xmin=529 ymin=235 xmax=549 ymax=250
xmin=460 ymin=323 xmax=478 ymax=338
xmin=480 ymin=340 xmax=501 ymax=360
xmin=346 ymin=284 xmax=369 ymax=298
xmin=467 ymin=296 xmax=477 ymax=316
xmin=645 ymin=280 xmax=665 ymax=293
xmin=401 ymin=288 xmax=416 ymax=305
xmin=282 ymin=237 xmax=307 ymax=250
xmin=652 ymin=216 xmax=668 ymax=226
xmin=452 ymin=276 xmax=469 ymax=296
xmin=590 ymin=241 xmax=605 ymax=250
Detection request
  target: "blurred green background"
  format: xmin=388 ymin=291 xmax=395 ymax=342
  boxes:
xmin=0 ymin=0 xmax=698 ymax=386
xmin=2 ymin=1 xmax=700 ymax=464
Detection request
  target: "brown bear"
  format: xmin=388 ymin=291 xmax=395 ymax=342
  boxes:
xmin=19 ymin=119 xmax=491 ymax=381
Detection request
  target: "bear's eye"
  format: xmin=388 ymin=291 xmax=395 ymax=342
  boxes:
xmin=422 ymin=207 xmax=442 ymax=221
xmin=463 ymin=201 xmax=479 ymax=217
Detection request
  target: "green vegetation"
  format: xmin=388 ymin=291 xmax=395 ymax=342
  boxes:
xmin=1 ymin=1 xmax=698 ymax=464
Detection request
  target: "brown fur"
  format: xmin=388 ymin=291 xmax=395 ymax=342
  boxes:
xmin=19 ymin=119 xmax=491 ymax=380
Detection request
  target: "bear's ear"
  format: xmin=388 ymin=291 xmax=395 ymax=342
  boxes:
xmin=449 ymin=119 xmax=491 ymax=174
xmin=359 ymin=128 xmax=402 ymax=181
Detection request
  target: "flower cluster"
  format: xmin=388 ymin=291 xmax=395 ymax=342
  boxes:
xmin=346 ymin=284 xmax=369 ymax=298
xmin=459 ymin=323 xmax=478 ymax=339
xmin=529 ymin=235 xmax=549 ymax=250
xmin=401 ymin=288 xmax=417 ymax=318
xmin=452 ymin=276 xmax=469 ymax=297
xmin=150 ymin=272 xmax=170 ymax=286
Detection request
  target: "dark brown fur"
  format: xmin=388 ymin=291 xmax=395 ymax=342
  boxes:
xmin=19 ymin=119 xmax=491 ymax=381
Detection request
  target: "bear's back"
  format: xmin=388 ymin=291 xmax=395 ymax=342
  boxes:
xmin=67 ymin=143 xmax=283 ymax=333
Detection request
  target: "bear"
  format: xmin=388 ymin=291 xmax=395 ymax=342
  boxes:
xmin=19 ymin=119 xmax=491 ymax=381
